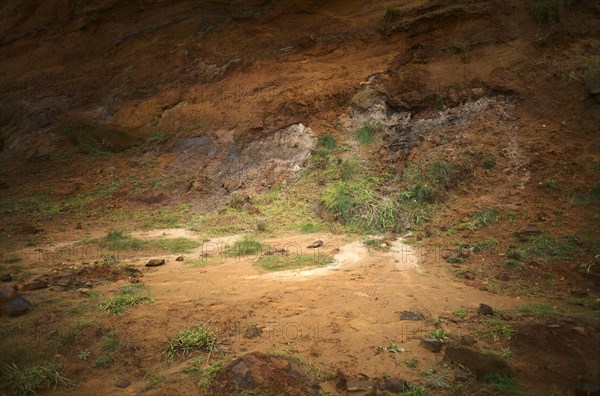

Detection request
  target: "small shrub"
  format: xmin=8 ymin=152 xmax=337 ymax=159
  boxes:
xmin=99 ymin=287 xmax=153 ymax=315
xmin=482 ymin=158 xmax=496 ymax=169
xmin=506 ymin=248 xmax=525 ymax=261
xmin=318 ymin=133 xmax=336 ymax=149
xmin=300 ymin=221 xmax=322 ymax=233
xmin=77 ymin=351 xmax=90 ymax=361
xmin=355 ymin=122 xmax=381 ymax=145
xmin=99 ymin=231 xmax=145 ymax=251
xmin=481 ymin=318 xmax=513 ymax=341
xmin=403 ymin=358 xmax=419 ymax=368
xmin=166 ymin=325 xmax=216 ymax=360
xmin=472 ymin=207 xmax=498 ymax=227
xmin=229 ymin=236 xmax=262 ymax=256
xmin=526 ymin=0 xmax=565 ymax=24
xmin=427 ymin=328 xmax=447 ymax=341
xmin=197 ymin=361 xmax=223 ymax=390
xmin=541 ymin=178 xmax=560 ymax=191
xmin=453 ymin=308 xmax=468 ymax=319
xmin=482 ymin=374 xmax=516 ymax=393
xmin=92 ymin=355 xmax=113 ymax=368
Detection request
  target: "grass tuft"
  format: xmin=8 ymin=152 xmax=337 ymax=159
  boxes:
xmin=255 ymin=254 xmax=334 ymax=272
xmin=166 ymin=325 xmax=216 ymax=360
xmin=228 ymin=235 xmax=263 ymax=256
xmin=2 ymin=363 xmax=69 ymax=396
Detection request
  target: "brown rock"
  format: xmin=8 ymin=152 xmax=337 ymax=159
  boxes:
xmin=445 ymin=345 xmax=512 ymax=379
xmin=22 ymin=279 xmax=48 ymax=291
xmin=0 ymin=285 xmax=18 ymax=302
xmin=0 ymin=296 xmax=31 ymax=316
xmin=175 ymin=256 xmax=184 ymax=261
xmin=145 ymin=259 xmax=165 ymax=267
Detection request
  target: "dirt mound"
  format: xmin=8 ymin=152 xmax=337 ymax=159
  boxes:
xmin=215 ymin=352 xmax=320 ymax=396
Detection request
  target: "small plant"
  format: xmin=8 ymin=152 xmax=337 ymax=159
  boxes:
xmin=99 ymin=287 xmax=153 ymax=315
xmin=197 ymin=361 xmax=223 ymax=390
xmin=541 ymin=178 xmax=560 ymax=191
xmin=2 ymin=363 xmax=69 ymax=395
xmin=166 ymin=325 xmax=216 ymax=360
xmin=318 ymin=133 xmax=336 ymax=149
xmin=505 ymin=259 xmax=522 ymax=269
xmin=101 ymin=331 xmax=121 ymax=352
xmin=517 ymin=304 xmax=554 ymax=316
xmin=77 ymin=350 xmax=91 ymax=361
xmin=183 ymin=357 xmax=205 ymax=375
xmin=92 ymin=355 xmax=113 ymax=368
xmin=422 ymin=369 xmax=450 ymax=389
xmin=427 ymin=329 xmax=447 ymax=341
xmin=526 ymin=0 xmax=564 ymax=24
xmin=98 ymin=231 xmax=146 ymax=251
xmin=471 ymin=207 xmax=498 ymax=227
xmin=525 ymin=235 xmax=579 ymax=262
xmin=255 ymin=254 xmax=334 ymax=272
xmin=340 ymin=159 xmax=359 ymax=182
xmin=355 ymin=122 xmax=381 ymax=145
xmin=452 ymin=308 xmax=468 ymax=319
xmin=399 ymin=384 xmax=430 ymax=396
xmin=403 ymin=358 xmax=419 ymax=368
xmin=583 ymin=61 xmax=600 ymax=96
xmin=449 ymin=41 xmax=469 ymax=53
xmin=481 ymin=318 xmax=513 ymax=341
xmin=148 ymin=237 xmax=200 ymax=254
xmin=229 ymin=235 xmax=262 ymax=256
xmin=482 ymin=158 xmax=496 ymax=169
xmin=300 ymin=221 xmax=322 ymax=233
xmin=377 ymin=342 xmax=406 ymax=354
xmin=506 ymin=248 xmax=525 ymax=261
xmin=482 ymin=374 xmax=517 ymax=393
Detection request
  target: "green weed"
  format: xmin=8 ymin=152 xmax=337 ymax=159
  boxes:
xmin=355 ymin=121 xmax=381 ymax=145
xmin=1 ymin=363 xmax=69 ymax=396
xmin=99 ymin=286 xmax=153 ymax=314
xmin=92 ymin=355 xmax=113 ymax=368
xmin=166 ymin=325 xmax=216 ymax=360
xmin=255 ymin=254 xmax=334 ymax=272
xmin=525 ymin=235 xmax=579 ymax=262
xmin=229 ymin=235 xmax=263 ymax=256
xmin=404 ymin=358 xmax=419 ymax=368
xmin=318 ymin=133 xmax=336 ymax=149
xmin=453 ymin=308 xmax=468 ymax=319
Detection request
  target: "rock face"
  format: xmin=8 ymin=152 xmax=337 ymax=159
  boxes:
xmin=445 ymin=345 xmax=512 ymax=378
xmin=216 ymin=352 xmax=319 ymax=396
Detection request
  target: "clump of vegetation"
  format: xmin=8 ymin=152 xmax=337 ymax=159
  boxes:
xmin=355 ymin=121 xmax=382 ymax=145
xmin=427 ymin=328 xmax=447 ymax=341
xmin=482 ymin=158 xmax=496 ymax=169
xmin=63 ymin=125 xmax=113 ymax=158
xmin=403 ymin=358 xmax=419 ymax=368
xmin=300 ymin=221 xmax=323 ymax=233
xmin=197 ymin=361 xmax=223 ymax=390
xmin=133 ymin=130 xmax=169 ymax=153
xmin=363 ymin=238 xmax=392 ymax=251
xmin=448 ymin=41 xmax=469 ymax=53
xmin=2 ymin=363 xmax=69 ymax=395
xmin=92 ymin=355 xmax=113 ymax=368
xmin=526 ymin=0 xmax=565 ymax=24
xmin=99 ymin=284 xmax=153 ymax=314
xmin=98 ymin=231 xmax=146 ymax=251
xmin=382 ymin=7 xmax=405 ymax=36
xmin=541 ymin=178 xmax=560 ymax=191
xmin=148 ymin=237 xmax=200 ymax=253
xmin=166 ymin=325 xmax=216 ymax=360
xmin=582 ymin=61 xmax=600 ymax=96
xmin=517 ymin=304 xmax=554 ymax=316
xmin=480 ymin=318 xmax=513 ymax=341
xmin=525 ymin=235 xmax=579 ymax=262
xmin=506 ymin=248 xmax=525 ymax=261
xmin=452 ymin=308 xmax=468 ymax=319
xmin=401 ymin=161 xmax=456 ymax=203
xmin=482 ymin=374 xmax=517 ymax=394
xmin=255 ymin=254 xmax=334 ymax=272
xmin=422 ymin=369 xmax=450 ymax=389
xmin=399 ymin=384 xmax=429 ymax=396
xmin=228 ymin=235 xmax=263 ymax=256
xmin=318 ymin=133 xmax=336 ymax=149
